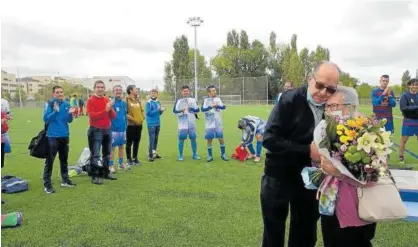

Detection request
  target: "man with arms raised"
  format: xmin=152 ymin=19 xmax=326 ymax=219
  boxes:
xmin=173 ymin=85 xmax=200 ymax=161
xmin=201 ymin=85 xmax=228 ymax=162
xmin=371 ymin=75 xmax=396 ymax=133
xmin=261 ymin=61 xmax=340 ymax=247
xmin=87 ymin=80 xmax=117 ymax=184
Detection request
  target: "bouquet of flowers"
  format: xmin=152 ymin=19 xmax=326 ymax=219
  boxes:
xmin=308 ymin=114 xmax=393 ymax=188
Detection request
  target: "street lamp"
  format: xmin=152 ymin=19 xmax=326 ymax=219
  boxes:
xmin=187 ymin=16 xmax=204 ymax=101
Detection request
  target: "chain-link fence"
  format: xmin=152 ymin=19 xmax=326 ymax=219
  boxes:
xmin=175 ymin=76 xmax=269 ymax=105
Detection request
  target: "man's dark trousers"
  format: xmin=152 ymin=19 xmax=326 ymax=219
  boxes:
xmin=126 ymin=125 xmax=142 ymax=161
xmin=148 ymin=125 xmax=160 ymax=157
xmin=260 ymin=172 xmax=319 ymax=247
xmin=87 ymin=127 xmax=111 ymax=178
xmin=43 ymin=137 xmax=70 ymax=187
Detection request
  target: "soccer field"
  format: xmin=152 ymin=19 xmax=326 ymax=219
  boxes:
xmin=1 ymin=105 xmax=417 ymax=247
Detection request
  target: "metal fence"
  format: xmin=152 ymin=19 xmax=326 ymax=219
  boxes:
xmin=174 ymin=76 xmax=269 ymax=105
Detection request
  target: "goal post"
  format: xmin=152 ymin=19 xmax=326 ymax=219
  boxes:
xmin=219 ymin=95 xmax=242 ymax=105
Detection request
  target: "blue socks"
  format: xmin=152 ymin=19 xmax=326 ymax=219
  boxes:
xmin=248 ymin=144 xmax=256 ymax=155
xmin=109 ymin=160 xmax=114 ymax=167
xmin=256 ymin=141 xmax=262 ymax=157
xmin=178 ymin=140 xmax=184 ymax=157
xmin=118 ymin=158 xmax=124 ymax=166
xmin=220 ymin=144 xmax=226 ymax=156
xmin=208 ymin=145 xmax=213 ymax=157
xmin=191 ymin=139 xmax=197 ymax=155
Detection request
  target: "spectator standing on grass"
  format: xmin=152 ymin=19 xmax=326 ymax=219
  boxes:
xmin=371 ymin=75 xmax=396 ymax=133
xmin=145 ymin=89 xmax=164 ymax=161
xmin=320 ymin=86 xmax=377 ymax=247
xmin=109 ymin=85 xmax=130 ymax=173
xmin=261 ymin=61 xmax=339 ymax=247
xmin=125 ymin=85 xmax=145 ymax=166
xmin=275 ymin=80 xmax=294 ymax=104
xmin=87 ymin=80 xmax=117 ymax=185
xmin=42 ymin=86 xmax=77 ymax=194
xmin=70 ymin=94 xmax=79 ymax=118
xmin=78 ymin=96 xmax=85 ymax=116
xmin=201 ymin=85 xmax=228 ymax=162
xmin=399 ymin=78 xmax=418 ymax=165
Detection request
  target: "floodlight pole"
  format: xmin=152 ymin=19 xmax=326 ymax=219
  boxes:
xmin=187 ymin=17 xmax=204 ymax=101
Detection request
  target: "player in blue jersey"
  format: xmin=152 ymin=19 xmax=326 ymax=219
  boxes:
xmin=172 ymin=85 xmax=200 ymax=161
xmin=399 ymin=78 xmax=418 ymax=164
xmin=238 ymin=116 xmax=266 ymax=162
xmin=109 ymin=85 xmax=130 ymax=173
xmin=371 ymin=74 xmax=396 ymax=133
xmin=201 ymin=85 xmax=228 ymax=162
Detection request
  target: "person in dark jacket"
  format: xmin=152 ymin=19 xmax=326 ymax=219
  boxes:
xmin=261 ymin=61 xmax=340 ymax=247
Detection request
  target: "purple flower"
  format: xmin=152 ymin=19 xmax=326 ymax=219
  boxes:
xmin=340 ymin=145 xmax=348 ymax=152
xmin=352 ymin=140 xmax=357 ymax=145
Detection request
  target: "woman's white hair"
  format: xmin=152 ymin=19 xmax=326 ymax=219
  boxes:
xmin=337 ymin=85 xmax=359 ymax=106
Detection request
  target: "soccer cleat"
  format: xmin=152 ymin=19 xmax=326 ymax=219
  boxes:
xmin=109 ymin=166 xmax=116 ymax=173
xmin=91 ymin=177 xmax=103 ymax=185
xmin=133 ymin=159 xmax=141 ymax=166
xmin=148 ymin=156 xmax=154 ymax=162
xmin=153 ymin=153 xmax=162 ymax=159
xmin=221 ymin=155 xmax=229 ymax=161
xmin=178 ymin=155 xmax=184 ymax=161
xmin=247 ymin=154 xmax=255 ymax=159
xmin=44 ymin=185 xmax=56 ymax=194
xmin=206 ymin=156 xmax=214 ymax=162
xmin=127 ymin=159 xmax=133 ymax=166
xmin=60 ymin=180 xmax=76 ymax=188
xmin=105 ymin=174 xmax=117 ymax=180
xmin=399 ymin=156 xmax=405 ymax=164
xmin=120 ymin=164 xmax=131 ymax=171
xmin=193 ymin=155 xmax=201 ymax=160
xmin=254 ymin=156 xmax=261 ymax=162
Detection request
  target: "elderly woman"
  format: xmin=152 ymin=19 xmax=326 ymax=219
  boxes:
xmin=319 ymin=86 xmax=377 ymax=247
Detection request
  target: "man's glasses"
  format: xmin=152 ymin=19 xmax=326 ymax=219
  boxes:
xmin=313 ymin=77 xmax=337 ymax=94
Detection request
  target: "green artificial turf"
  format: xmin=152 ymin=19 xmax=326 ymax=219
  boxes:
xmin=1 ymin=105 xmax=417 ymax=247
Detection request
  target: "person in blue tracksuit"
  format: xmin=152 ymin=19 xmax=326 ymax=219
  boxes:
xmin=42 ymin=85 xmax=76 ymax=194
xmin=146 ymin=89 xmax=165 ymax=161
xmin=109 ymin=85 xmax=129 ymax=173
xmin=399 ymin=78 xmax=418 ymax=164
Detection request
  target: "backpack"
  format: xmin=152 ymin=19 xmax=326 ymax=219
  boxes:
xmin=1 ymin=176 xmax=29 ymax=194
xmin=28 ymin=101 xmax=52 ymax=159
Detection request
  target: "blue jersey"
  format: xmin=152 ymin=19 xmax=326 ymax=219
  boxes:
xmin=146 ymin=99 xmax=163 ymax=127
xmin=201 ymin=97 xmax=226 ymax=129
xmin=111 ymin=99 xmax=127 ymax=132
xmin=400 ymin=91 xmax=418 ymax=121
xmin=43 ymin=99 xmax=73 ymax=138
xmin=172 ymin=97 xmax=199 ymax=130
xmin=241 ymin=116 xmax=266 ymax=146
xmin=371 ymin=88 xmax=396 ymax=132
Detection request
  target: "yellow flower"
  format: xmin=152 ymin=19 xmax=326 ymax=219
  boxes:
xmin=337 ymin=130 xmax=343 ymax=135
xmin=356 ymin=116 xmax=367 ymax=127
xmin=346 ymin=119 xmax=357 ymax=128
xmin=340 ymin=135 xmax=353 ymax=145
xmin=344 ymin=129 xmax=358 ymax=138
xmin=337 ymin=125 xmax=345 ymax=131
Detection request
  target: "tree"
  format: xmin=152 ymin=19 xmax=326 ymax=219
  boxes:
xmin=267 ymin=31 xmax=282 ymax=96
xmin=2 ymin=91 xmax=11 ymax=101
xmin=286 ymin=51 xmax=304 ymax=86
xmin=188 ymin=49 xmax=212 ymax=78
xmin=172 ymin=35 xmax=191 ymax=79
xmin=392 ymin=85 xmax=402 ymax=97
xmin=340 ymin=72 xmax=359 ymax=88
xmin=211 ymin=45 xmax=240 ymax=77
xmin=12 ymin=88 xmax=28 ymax=104
xmin=299 ymin=48 xmax=311 ymax=80
xmin=34 ymin=93 xmax=41 ymax=101
xmin=163 ymin=62 xmax=175 ymax=95
xmin=357 ymin=83 xmax=372 ymax=99
xmin=401 ymin=70 xmax=411 ymax=93
xmin=227 ymin=30 xmax=240 ymax=47
xmin=290 ymin=34 xmax=297 ymax=52
xmin=312 ymin=45 xmax=330 ymax=63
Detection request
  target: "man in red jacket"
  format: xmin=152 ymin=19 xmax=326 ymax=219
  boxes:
xmin=87 ymin=80 xmax=117 ymax=184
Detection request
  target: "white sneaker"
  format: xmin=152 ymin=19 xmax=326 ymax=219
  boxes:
xmin=254 ymin=156 xmax=261 ymax=162
xmin=109 ymin=166 xmax=116 ymax=173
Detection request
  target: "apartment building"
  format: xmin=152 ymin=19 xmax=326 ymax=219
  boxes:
xmin=1 ymin=70 xmax=27 ymax=95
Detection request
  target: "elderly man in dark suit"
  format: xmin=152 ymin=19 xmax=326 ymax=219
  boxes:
xmin=261 ymin=61 xmax=341 ymax=247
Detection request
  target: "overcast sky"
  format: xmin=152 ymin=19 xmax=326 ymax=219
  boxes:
xmin=1 ymin=0 xmax=418 ymax=89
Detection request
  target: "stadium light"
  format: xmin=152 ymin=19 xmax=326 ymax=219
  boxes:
xmin=187 ymin=17 xmax=204 ymax=101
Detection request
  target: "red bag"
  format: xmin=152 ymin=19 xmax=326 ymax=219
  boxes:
xmin=232 ymin=145 xmax=248 ymax=162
